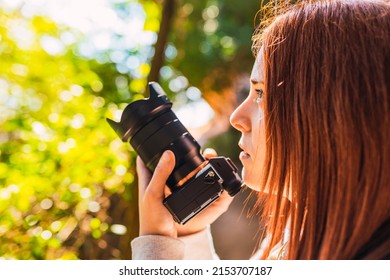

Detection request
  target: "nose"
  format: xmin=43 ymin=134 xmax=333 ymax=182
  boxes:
xmin=230 ymin=99 xmax=251 ymax=133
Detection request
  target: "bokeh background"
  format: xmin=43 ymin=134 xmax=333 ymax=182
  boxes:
xmin=0 ymin=0 xmax=266 ymax=259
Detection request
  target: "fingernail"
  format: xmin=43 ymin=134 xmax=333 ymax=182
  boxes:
xmin=204 ymin=148 xmax=216 ymax=154
xmin=160 ymin=150 xmax=170 ymax=162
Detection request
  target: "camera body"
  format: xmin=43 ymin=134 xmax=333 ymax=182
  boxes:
xmin=163 ymin=156 xmax=242 ymax=224
xmin=107 ymin=82 xmax=243 ymax=224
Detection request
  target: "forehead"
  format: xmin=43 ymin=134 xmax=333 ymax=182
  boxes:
xmin=250 ymin=50 xmax=264 ymax=82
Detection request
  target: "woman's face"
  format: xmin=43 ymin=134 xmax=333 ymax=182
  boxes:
xmin=230 ymin=52 xmax=266 ymax=191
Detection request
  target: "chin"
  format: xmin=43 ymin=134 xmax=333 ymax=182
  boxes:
xmin=241 ymin=170 xmax=261 ymax=192
xmin=242 ymin=176 xmax=260 ymax=191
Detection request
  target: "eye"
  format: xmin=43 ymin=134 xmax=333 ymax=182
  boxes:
xmin=254 ymin=89 xmax=264 ymax=103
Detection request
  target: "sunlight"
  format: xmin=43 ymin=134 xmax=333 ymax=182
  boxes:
xmin=176 ymin=99 xmax=214 ymax=129
xmin=3 ymin=0 xmax=154 ymax=54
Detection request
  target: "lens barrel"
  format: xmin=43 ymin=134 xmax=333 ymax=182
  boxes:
xmin=107 ymin=82 xmax=205 ymax=190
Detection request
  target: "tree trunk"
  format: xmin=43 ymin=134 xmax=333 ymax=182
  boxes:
xmin=147 ymin=0 xmax=177 ymax=90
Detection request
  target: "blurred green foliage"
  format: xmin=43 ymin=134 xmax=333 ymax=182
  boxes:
xmin=0 ymin=0 xmax=261 ymax=259
xmin=0 ymin=1 xmax=146 ymax=259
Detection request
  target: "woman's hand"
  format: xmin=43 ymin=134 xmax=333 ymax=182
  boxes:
xmin=137 ymin=150 xmax=177 ymax=238
xmin=136 ymin=148 xmax=234 ymax=238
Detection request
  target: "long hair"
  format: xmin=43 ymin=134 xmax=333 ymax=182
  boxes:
xmin=253 ymin=0 xmax=390 ymax=259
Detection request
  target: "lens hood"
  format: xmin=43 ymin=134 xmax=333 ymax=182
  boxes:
xmin=106 ymin=82 xmax=172 ymax=142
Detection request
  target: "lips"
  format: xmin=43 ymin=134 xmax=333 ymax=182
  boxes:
xmin=238 ymin=142 xmax=251 ymax=159
xmin=239 ymin=151 xmax=251 ymax=160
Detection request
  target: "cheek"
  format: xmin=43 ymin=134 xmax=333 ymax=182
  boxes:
xmin=243 ymin=122 xmax=266 ymax=191
xmin=252 ymin=118 xmax=266 ymax=167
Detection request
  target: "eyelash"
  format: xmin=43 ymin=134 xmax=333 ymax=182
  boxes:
xmin=254 ymin=89 xmax=264 ymax=103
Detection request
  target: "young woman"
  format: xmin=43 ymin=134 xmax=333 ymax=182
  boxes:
xmin=131 ymin=0 xmax=390 ymax=259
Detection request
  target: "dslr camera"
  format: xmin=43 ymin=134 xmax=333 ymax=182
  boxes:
xmin=107 ymin=82 xmax=243 ymax=224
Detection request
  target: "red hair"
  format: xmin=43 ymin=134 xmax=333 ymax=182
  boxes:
xmin=253 ymin=0 xmax=390 ymax=259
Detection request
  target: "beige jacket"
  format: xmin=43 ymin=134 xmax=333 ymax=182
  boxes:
xmin=131 ymin=226 xmax=289 ymax=260
xmin=131 ymin=226 xmax=219 ymax=260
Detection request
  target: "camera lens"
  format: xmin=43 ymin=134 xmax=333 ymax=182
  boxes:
xmin=107 ymin=82 xmax=205 ymax=190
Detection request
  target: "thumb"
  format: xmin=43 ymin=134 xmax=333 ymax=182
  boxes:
xmin=146 ymin=150 xmax=175 ymax=200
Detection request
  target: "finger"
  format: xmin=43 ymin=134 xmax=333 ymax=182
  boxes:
xmin=203 ymin=148 xmax=218 ymax=160
xmin=164 ymin=185 xmax=172 ymax=197
xmin=146 ymin=150 xmax=175 ymax=200
xmin=136 ymin=156 xmax=152 ymax=198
